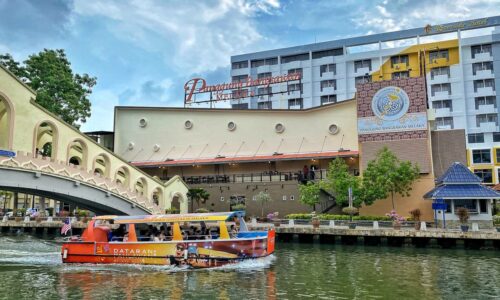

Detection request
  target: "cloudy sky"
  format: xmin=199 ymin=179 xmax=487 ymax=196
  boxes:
xmin=1 ymin=0 xmax=499 ymax=131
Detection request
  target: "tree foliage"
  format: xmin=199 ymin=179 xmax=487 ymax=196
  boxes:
xmin=0 ymin=49 xmax=96 ymax=127
xmin=255 ymin=191 xmax=272 ymax=217
xmin=299 ymin=181 xmax=321 ymax=210
xmin=362 ymin=147 xmax=420 ymax=209
xmin=187 ymin=188 xmax=210 ymax=211
xmin=321 ymin=158 xmax=363 ymax=207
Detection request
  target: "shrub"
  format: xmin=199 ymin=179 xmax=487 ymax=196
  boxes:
xmin=195 ymin=208 xmax=209 ymax=213
xmin=165 ymin=208 xmax=180 ymax=214
xmin=409 ymin=208 xmax=422 ymax=222
xmin=285 ymin=213 xmax=391 ymax=221
xmin=342 ymin=207 xmax=359 ymax=216
xmin=456 ymin=207 xmax=469 ymax=224
xmin=231 ymin=204 xmax=246 ymax=211
xmin=492 ymin=215 xmax=500 ymax=226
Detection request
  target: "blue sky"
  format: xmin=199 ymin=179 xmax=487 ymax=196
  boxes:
xmin=0 ymin=0 xmax=499 ymax=131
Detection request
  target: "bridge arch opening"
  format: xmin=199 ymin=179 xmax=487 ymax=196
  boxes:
xmin=115 ymin=166 xmax=131 ymax=188
xmin=67 ymin=139 xmax=88 ymax=167
xmin=34 ymin=121 xmax=59 ymax=159
xmin=134 ymin=177 xmax=148 ymax=197
xmin=92 ymin=153 xmax=110 ymax=177
xmin=0 ymin=94 xmax=14 ymax=150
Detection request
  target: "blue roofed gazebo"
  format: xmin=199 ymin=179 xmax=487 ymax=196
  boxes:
xmin=424 ymin=162 xmax=499 ymax=228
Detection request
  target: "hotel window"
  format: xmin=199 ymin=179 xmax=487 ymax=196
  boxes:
xmin=281 ymin=53 xmax=309 ymax=64
xmin=320 ymin=80 xmax=336 ymax=91
xmin=287 ymin=83 xmax=302 ymax=93
xmin=231 ymin=61 xmax=248 ymax=69
xmin=474 ymin=170 xmax=493 ymax=184
xmin=444 ymin=199 xmax=452 ymax=213
xmin=493 ymin=132 xmax=500 ymax=142
xmin=392 ymin=71 xmax=409 ymax=79
xmin=475 ymin=96 xmax=496 ymax=109
xmin=390 ymin=55 xmax=409 ymax=67
xmin=471 ymin=44 xmax=492 ymax=58
xmin=472 ymin=61 xmax=493 ymax=75
xmin=496 ymin=148 xmax=500 ymax=163
xmin=290 ymin=195 xmax=295 ymax=201
xmin=435 ymin=117 xmax=454 ymax=129
xmin=474 ymin=79 xmax=495 ymax=92
xmin=320 ymin=64 xmax=336 ymax=76
xmin=432 ymin=99 xmax=452 ymax=110
xmin=257 ymin=87 xmax=272 ymax=96
xmin=251 ymin=57 xmax=278 ymax=68
xmin=288 ymin=68 xmax=303 ymax=78
xmin=431 ymin=83 xmax=451 ymax=96
xmin=282 ymin=195 xmax=287 ymax=201
xmin=231 ymin=103 xmax=248 ymax=109
xmin=430 ymin=66 xmax=450 ymax=79
xmin=232 ymin=75 xmax=248 ymax=83
xmin=312 ymin=48 xmax=343 ymax=59
xmin=288 ymin=98 xmax=303 ymax=109
xmin=468 ymin=133 xmax=484 ymax=144
xmin=429 ymin=49 xmax=449 ymax=62
xmin=231 ymin=89 xmax=249 ymax=99
xmin=321 ymin=95 xmax=337 ymax=105
xmin=355 ymin=75 xmax=372 ymax=86
xmin=257 ymin=101 xmax=272 ymax=109
xmin=354 ymin=59 xmax=372 ymax=72
xmin=472 ymin=149 xmax=491 ymax=164
xmin=257 ymin=72 xmax=272 ymax=79
xmin=476 ymin=113 xmax=498 ymax=127
xmin=454 ymin=199 xmax=479 ymax=213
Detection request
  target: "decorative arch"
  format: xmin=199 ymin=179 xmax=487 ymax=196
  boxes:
xmin=152 ymin=187 xmax=163 ymax=207
xmin=32 ymin=120 xmax=59 ymax=159
xmin=66 ymin=138 xmax=88 ymax=168
xmin=171 ymin=191 xmax=186 ymax=213
xmin=92 ymin=153 xmax=111 ymax=178
xmin=0 ymin=92 xmax=15 ymax=150
xmin=115 ymin=165 xmax=131 ymax=188
xmin=134 ymin=177 xmax=148 ymax=197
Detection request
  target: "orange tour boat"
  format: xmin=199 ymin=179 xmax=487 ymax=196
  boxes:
xmin=61 ymin=211 xmax=275 ymax=268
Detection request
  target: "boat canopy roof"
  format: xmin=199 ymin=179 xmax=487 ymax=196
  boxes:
xmin=93 ymin=211 xmax=245 ymax=224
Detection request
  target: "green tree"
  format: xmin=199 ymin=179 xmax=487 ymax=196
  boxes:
xmin=321 ymin=158 xmax=362 ymax=207
xmin=255 ymin=191 xmax=272 ymax=217
xmin=299 ymin=181 xmax=321 ymax=211
xmin=362 ymin=147 xmax=420 ymax=209
xmin=187 ymin=188 xmax=210 ymax=212
xmin=0 ymin=49 xmax=96 ymax=127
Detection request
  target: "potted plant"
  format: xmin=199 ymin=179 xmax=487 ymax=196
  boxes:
xmin=77 ymin=210 xmax=90 ymax=223
xmin=15 ymin=208 xmax=26 ymax=222
xmin=311 ymin=211 xmax=320 ymax=229
xmin=342 ymin=207 xmax=358 ymax=229
xmin=492 ymin=215 xmax=499 ymax=233
xmin=386 ymin=210 xmax=405 ymax=230
xmin=456 ymin=207 xmax=469 ymax=232
xmin=165 ymin=208 xmax=180 ymax=214
xmin=195 ymin=208 xmax=209 ymax=213
xmin=231 ymin=204 xmax=246 ymax=212
xmin=409 ymin=208 xmax=422 ymax=230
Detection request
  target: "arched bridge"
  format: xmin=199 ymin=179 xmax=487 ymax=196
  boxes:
xmin=0 ymin=64 xmax=188 ymax=215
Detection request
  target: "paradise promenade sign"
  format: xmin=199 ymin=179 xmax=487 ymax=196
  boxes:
xmin=184 ymin=74 xmax=301 ymax=104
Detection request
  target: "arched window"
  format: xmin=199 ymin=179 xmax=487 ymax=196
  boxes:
xmin=92 ymin=154 xmax=110 ymax=177
xmin=0 ymin=96 xmax=14 ymax=150
xmin=34 ymin=121 xmax=58 ymax=159
xmin=115 ymin=166 xmax=131 ymax=188
xmin=134 ymin=177 xmax=148 ymax=196
xmin=67 ymin=139 xmax=88 ymax=167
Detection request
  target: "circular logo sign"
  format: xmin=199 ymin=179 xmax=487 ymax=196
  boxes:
xmin=371 ymin=86 xmax=410 ymax=121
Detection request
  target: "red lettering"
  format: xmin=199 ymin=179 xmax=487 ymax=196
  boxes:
xmin=184 ymin=78 xmax=206 ymax=103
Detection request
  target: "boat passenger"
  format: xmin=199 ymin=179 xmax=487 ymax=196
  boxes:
xmin=123 ymin=232 xmax=129 ymax=242
xmin=230 ymin=225 xmax=238 ymax=238
xmin=159 ymin=230 xmax=166 ymax=241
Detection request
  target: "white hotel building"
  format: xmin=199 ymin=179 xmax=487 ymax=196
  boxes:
xmin=229 ymin=16 xmax=500 ymax=185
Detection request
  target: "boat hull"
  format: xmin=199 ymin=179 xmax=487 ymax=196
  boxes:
xmin=62 ymin=232 xmax=275 ymax=268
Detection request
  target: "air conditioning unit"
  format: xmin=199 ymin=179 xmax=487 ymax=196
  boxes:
xmin=395 ymin=65 xmax=400 ymax=70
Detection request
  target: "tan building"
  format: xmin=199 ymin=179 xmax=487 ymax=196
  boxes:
xmin=114 ymin=78 xmax=467 ymax=220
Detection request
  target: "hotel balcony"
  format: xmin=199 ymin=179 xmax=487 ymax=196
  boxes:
xmin=287 ymin=90 xmax=302 ymax=98
xmin=476 ymin=104 xmax=497 ymax=115
xmin=430 ymin=91 xmax=451 ymax=101
xmin=320 ymin=87 xmax=336 ymax=95
xmin=231 ymin=67 xmax=249 ymax=76
xmin=392 ymin=63 xmax=408 ymax=71
xmin=319 ymin=71 xmax=335 ymax=80
xmin=478 ymin=122 xmax=499 ymax=132
xmin=428 ymin=74 xmax=450 ymax=84
xmin=312 ymin=56 xmax=335 ymax=66
xmin=428 ymin=58 xmax=450 ymax=68
xmin=282 ymin=60 xmax=303 ymax=69
xmin=474 ymin=87 xmax=496 ymax=97
xmin=473 ymin=69 xmax=494 ymax=80
xmin=434 ymin=108 xmax=452 ymax=117
xmin=435 ymin=124 xmax=453 ymax=130
xmin=256 ymin=65 xmax=271 ymax=73
xmin=471 ymin=52 xmax=492 ymax=62
xmin=354 ymin=67 xmax=370 ymax=76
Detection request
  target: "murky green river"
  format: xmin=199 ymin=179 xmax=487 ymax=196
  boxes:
xmin=0 ymin=234 xmax=498 ymax=299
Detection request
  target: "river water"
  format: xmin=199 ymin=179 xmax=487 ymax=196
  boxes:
xmin=0 ymin=235 xmax=499 ymax=300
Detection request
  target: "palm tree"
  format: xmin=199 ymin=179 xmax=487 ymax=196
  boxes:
xmin=187 ymin=188 xmax=210 ymax=212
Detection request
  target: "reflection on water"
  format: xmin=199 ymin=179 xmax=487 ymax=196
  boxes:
xmin=0 ymin=235 xmax=499 ymax=299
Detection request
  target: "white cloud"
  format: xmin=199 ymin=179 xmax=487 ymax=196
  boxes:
xmin=73 ymin=0 xmax=280 ymax=74
xmin=80 ymin=89 xmax=119 ymax=132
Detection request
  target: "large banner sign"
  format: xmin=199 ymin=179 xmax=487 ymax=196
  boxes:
xmin=356 ymin=76 xmax=428 ymax=142
xmin=357 ymin=86 xmax=427 ymax=134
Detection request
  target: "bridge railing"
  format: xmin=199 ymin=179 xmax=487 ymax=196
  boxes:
xmin=0 ymin=151 xmax=162 ymax=214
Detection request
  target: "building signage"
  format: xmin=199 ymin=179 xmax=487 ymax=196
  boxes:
xmin=358 ymin=86 xmax=427 ymax=134
xmin=184 ymin=74 xmax=301 ymax=103
xmin=0 ymin=150 xmax=15 ymax=157
xmin=424 ymin=18 xmax=489 ymax=34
